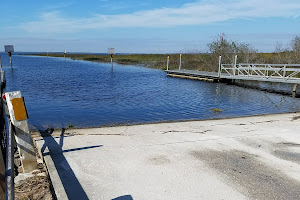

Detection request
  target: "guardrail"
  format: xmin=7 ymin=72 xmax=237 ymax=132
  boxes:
xmin=0 ymin=70 xmax=14 ymax=200
xmin=0 ymin=70 xmax=37 ymax=199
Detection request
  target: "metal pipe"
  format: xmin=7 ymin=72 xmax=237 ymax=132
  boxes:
xmin=5 ymin=121 xmax=14 ymax=200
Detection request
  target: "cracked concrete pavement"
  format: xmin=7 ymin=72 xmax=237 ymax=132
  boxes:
xmin=33 ymin=113 xmax=300 ymax=200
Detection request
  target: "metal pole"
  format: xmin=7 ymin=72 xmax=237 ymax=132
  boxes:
xmin=5 ymin=121 xmax=14 ymax=200
xmin=8 ymin=52 xmax=12 ymax=68
xmin=218 ymin=55 xmax=222 ymax=78
xmin=179 ymin=54 xmax=182 ymax=70
xmin=111 ymin=56 xmax=113 ymax=70
xmin=167 ymin=56 xmax=169 ymax=71
xmin=234 ymin=55 xmax=237 ymax=76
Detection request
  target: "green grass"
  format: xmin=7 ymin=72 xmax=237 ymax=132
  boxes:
xmin=34 ymin=53 xmax=219 ymax=71
xmin=33 ymin=52 xmax=300 ymax=72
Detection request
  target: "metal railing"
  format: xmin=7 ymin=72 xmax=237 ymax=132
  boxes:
xmin=5 ymin=119 xmax=14 ymax=200
xmin=0 ymin=70 xmax=15 ymax=200
xmin=220 ymin=64 xmax=300 ymax=81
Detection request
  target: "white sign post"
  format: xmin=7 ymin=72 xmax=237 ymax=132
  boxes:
xmin=4 ymin=45 xmax=14 ymax=53
xmin=108 ymin=48 xmax=115 ymax=69
xmin=108 ymin=48 xmax=115 ymax=60
xmin=4 ymin=45 xmax=14 ymax=68
xmin=64 ymin=49 xmax=67 ymax=60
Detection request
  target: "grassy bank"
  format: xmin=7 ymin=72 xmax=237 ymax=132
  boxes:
xmin=35 ymin=53 xmax=215 ymax=71
xmin=34 ymin=52 xmax=300 ymax=72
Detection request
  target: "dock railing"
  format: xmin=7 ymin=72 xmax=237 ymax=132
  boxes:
xmin=220 ymin=63 xmax=300 ymax=82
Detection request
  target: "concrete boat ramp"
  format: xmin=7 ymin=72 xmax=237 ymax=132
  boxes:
xmin=33 ymin=113 xmax=300 ymax=200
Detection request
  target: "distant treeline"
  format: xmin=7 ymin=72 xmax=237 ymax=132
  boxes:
xmin=35 ymin=34 xmax=300 ymax=72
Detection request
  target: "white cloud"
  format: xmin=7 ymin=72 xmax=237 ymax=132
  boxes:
xmin=21 ymin=0 xmax=300 ymax=33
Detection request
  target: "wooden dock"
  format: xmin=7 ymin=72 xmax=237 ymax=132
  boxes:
xmin=166 ymin=70 xmax=219 ymax=82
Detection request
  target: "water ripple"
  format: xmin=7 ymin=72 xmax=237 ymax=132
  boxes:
xmin=1 ymin=53 xmax=300 ymax=129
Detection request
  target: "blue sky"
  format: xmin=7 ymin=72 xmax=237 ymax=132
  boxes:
xmin=1 ymin=0 xmax=300 ymax=53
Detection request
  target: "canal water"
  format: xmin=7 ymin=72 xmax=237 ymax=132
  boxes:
xmin=1 ymin=53 xmax=300 ymax=129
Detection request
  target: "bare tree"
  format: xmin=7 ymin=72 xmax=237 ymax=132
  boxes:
xmin=207 ymin=33 xmax=257 ymax=64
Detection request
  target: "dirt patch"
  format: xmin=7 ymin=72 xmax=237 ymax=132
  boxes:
xmin=190 ymin=149 xmax=300 ymax=200
xmin=292 ymin=115 xmax=300 ymax=120
xmin=15 ymin=171 xmax=56 ymax=200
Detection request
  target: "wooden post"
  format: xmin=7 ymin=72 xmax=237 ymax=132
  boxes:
xmin=5 ymin=91 xmax=37 ymax=173
xmin=293 ymin=84 xmax=297 ymax=97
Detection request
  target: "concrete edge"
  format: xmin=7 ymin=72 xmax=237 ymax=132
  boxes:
xmin=43 ymin=155 xmax=68 ymax=200
xmin=33 ymin=138 xmax=68 ymax=200
xmin=30 ymin=111 xmax=300 ymax=136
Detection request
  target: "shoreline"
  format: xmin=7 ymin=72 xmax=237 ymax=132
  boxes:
xmin=30 ymin=111 xmax=300 ymax=132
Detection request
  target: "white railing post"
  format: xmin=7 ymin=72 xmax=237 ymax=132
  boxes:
xmin=179 ymin=54 xmax=182 ymax=70
xmin=167 ymin=56 xmax=169 ymax=71
xmin=234 ymin=55 xmax=237 ymax=76
xmin=218 ymin=55 xmax=222 ymax=78
xmin=264 ymin=64 xmax=266 ymax=78
xmin=283 ymin=64 xmax=287 ymax=80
